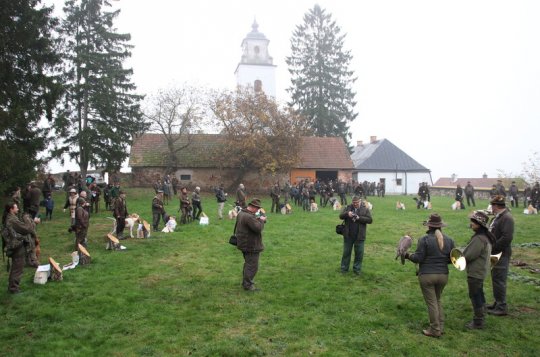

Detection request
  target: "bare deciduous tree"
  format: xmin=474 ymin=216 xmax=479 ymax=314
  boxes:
xmin=143 ymin=85 xmax=206 ymax=173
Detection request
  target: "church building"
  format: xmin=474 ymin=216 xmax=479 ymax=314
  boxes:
xmin=234 ymin=20 xmax=276 ymax=97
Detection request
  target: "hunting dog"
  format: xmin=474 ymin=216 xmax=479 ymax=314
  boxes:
xmin=525 ymin=204 xmax=538 ymax=215
xmin=396 ymin=201 xmax=405 ymax=210
xmin=109 ymin=213 xmax=140 ymax=238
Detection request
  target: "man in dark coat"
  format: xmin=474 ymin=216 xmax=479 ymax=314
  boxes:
xmin=235 ymin=198 xmax=266 ymax=291
xmin=74 ymin=197 xmax=89 ymax=250
xmin=508 ymin=181 xmax=519 ymax=208
xmin=270 ymin=183 xmax=280 ymax=213
xmin=3 ymin=203 xmax=40 ymax=293
xmin=339 ymin=196 xmax=373 ymax=275
xmin=113 ymin=191 xmax=128 ymax=240
xmin=465 ymin=181 xmax=476 ymax=207
xmin=531 ymin=182 xmax=540 ymax=209
xmin=27 ymin=182 xmax=42 ymax=218
xmin=236 ymin=183 xmax=247 ymax=209
xmin=455 ymin=184 xmax=466 ymax=210
xmin=152 ymin=190 xmax=165 ymax=231
xmin=487 ymin=195 xmax=514 ymax=316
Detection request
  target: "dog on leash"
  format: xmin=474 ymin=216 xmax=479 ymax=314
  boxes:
xmin=109 ymin=213 xmax=140 ymax=238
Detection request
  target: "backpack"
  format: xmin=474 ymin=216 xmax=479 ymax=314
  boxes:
xmin=1 ymin=225 xmax=24 ymax=258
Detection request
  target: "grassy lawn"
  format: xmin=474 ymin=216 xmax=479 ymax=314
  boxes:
xmin=1 ymin=188 xmax=539 ymax=356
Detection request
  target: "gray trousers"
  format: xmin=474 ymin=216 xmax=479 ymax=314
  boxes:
xmin=419 ymin=273 xmax=448 ymax=335
xmin=242 ymin=251 xmax=260 ymax=289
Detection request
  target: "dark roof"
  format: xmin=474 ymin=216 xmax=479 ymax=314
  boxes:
xmin=129 ymin=134 xmax=354 ymax=170
xmin=351 ymin=138 xmax=429 ymax=172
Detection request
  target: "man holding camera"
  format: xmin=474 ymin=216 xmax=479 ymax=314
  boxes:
xmin=235 ymin=198 xmax=267 ymax=291
xmin=338 ymin=196 xmax=373 ymax=275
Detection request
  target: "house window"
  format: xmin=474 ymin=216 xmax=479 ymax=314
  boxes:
xmin=396 ymin=178 xmax=402 ymax=186
xmin=180 ymin=174 xmax=191 ymax=181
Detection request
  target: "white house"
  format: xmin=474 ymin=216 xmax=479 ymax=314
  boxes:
xmin=351 ymin=136 xmax=432 ymax=195
xmin=234 ymin=20 xmax=276 ymax=98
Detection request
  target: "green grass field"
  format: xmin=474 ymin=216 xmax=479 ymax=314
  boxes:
xmin=1 ymin=188 xmax=539 ymax=356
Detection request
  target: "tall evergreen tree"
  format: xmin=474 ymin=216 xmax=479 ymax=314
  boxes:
xmin=53 ymin=0 xmax=146 ymax=176
xmin=286 ymin=4 xmax=357 ymax=147
xmin=0 ymin=0 xmax=62 ymax=194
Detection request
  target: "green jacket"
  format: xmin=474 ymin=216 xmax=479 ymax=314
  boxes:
xmin=463 ymin=232 xmax=491 ymax=280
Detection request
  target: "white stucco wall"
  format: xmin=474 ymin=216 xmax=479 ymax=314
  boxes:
xmin=354 ymin=172 xmax=432 ymax=195
xmin=235 ymin=64 xmax=276 ymax=98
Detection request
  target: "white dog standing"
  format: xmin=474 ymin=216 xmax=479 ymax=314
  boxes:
xmin=109 ymin=213 xmax=140 ymax=238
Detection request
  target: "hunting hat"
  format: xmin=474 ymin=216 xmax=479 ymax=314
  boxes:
xmin=469 ymin=210 xmax=490 ymax=229
xmin=69 ymin=188 xmax=77 ymax=193
xmin=490 ymin=195 xmax=506 ymax=206
xmin=423 ymin=213 xmax=447 ymax=228
xmin=76 ymin=197 xmax=86 ymax=205
xmin=248 ymin=198 xmax=262 ymax=208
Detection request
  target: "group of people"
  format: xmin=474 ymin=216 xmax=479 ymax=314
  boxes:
xmin=402 ymin=195 xmax=513 ymax=337
xmin=151 ymin=185 xmax=204 ymax=232
xmin=489 ymin=180 xmax=540 ymax=210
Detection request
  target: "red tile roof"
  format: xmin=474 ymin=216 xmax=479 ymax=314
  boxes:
xmin=129 ymin=134 xmax=354 ymax=170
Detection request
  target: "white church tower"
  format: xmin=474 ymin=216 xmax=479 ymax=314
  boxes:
xmin=235 ymin=20 xmax=276 ymax=98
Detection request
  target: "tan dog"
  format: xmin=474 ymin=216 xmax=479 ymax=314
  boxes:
xmin=364 ymin=200 xmax=373 ymax=210
xmin=396 ymin=201 xmax=405 ymax=210
xmin=310 ymin=202 xmax=319 ymax=212
xmin=109 ymin=213 xmax=140 ymax=238
xmin=451 ymin=201 xmax=461 ymax=210
xmin=526 ymin=204 xmax=538 ymax=215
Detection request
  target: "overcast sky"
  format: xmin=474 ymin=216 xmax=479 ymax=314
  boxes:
xmin=46 ymin=0 xmax=540 ymax=182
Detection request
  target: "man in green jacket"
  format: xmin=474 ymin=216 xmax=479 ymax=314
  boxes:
xmin=338 ymin=196 xmax=373 ymax=275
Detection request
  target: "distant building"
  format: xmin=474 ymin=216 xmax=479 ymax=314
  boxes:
xmin=235 ymin=20 xmax=276 ymax=98
xmin=351 ymin=136 xmax=432 ymax=195
xmin=432 ymin=175 xmax=526 ymax=198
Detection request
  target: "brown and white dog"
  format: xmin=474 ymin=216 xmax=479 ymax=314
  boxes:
xmin=109 ymin=213 xmax=140 ymax=238
xmin=525 ymin=204 xmax=538 ymax=215
xmin=396 ymin=201 xmax=405 ymax=210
